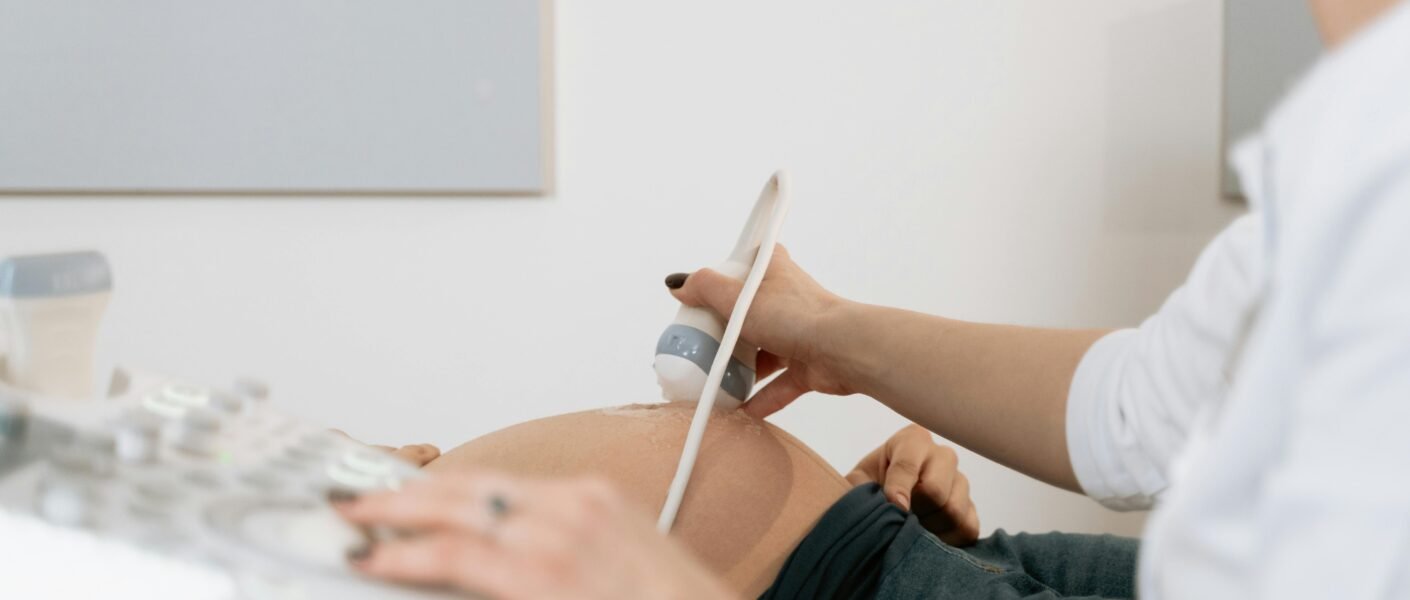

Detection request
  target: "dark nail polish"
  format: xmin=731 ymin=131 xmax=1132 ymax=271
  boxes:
xmin=665 ymin=273 xmax=688 ymax=290
xmin=347 ymin=544 xmax=372 ymax=563
xmin=328 ymin=489 xmax=360 ymax=505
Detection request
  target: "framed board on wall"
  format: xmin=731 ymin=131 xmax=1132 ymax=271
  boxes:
xmin=1222 ymin=0 xmax=1320 ymax=199
xmin=0 ymin=0 xmax=553 ymax=195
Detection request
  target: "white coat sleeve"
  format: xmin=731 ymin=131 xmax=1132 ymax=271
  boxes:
xmin=1065 ymin=213 xmax=1265 ymax=510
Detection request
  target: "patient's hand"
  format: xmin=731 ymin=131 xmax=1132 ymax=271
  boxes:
xmin=846 ymin=424 xmax=980 ymax=546
xmin=329 ymin=430 xmax=441 ymax=468
xmin=383 ymin=443 xmax=441 ymax=467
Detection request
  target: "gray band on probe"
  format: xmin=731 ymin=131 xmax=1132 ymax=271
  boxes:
xmin=655 ymin=324 xmax=755 ymax=402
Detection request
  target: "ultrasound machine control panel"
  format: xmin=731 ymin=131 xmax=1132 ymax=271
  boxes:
xmin=0 ymin=252 xmax=459 ymax=599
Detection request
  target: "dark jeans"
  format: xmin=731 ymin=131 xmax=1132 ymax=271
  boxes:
xmin=761 ymin=484 xmax=1138 ymax=600
xmin=877 ymin=529 xmax=1138 ymax=599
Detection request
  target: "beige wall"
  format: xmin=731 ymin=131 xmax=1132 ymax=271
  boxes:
xmin=0 ymin=0 xmax=1245 ymax=536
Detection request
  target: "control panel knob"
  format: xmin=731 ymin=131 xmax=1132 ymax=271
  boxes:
xmin=233 ymin=378 xmax=269 ymax=402
xmin=180 ymin=407 xmax=223 ymax=435
xmin=173 ymin=430 xmax=219 ymax=458
xmin=161 ymin=384 xmax=210 ymax=408
xmin=106 ymin=367 xmax=133 ymax=397
xmin=37 ymin=479 xmax=99 ymax=527
xmin=0 ymin=392 xmax=29 ymax=438
xmin=114 ymin=412 xmax=162 ymax=464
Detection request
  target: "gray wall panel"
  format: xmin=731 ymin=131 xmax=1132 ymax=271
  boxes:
xmin=0 ymin=1 xmax=551 ymax=193
xmin=1222 ymin=0 xmax=1321 ymax=197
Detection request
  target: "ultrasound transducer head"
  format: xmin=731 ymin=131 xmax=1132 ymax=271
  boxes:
xmin=651 ymin=171 xmax=790 ymax=409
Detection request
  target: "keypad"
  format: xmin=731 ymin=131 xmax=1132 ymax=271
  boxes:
xmin=0 ymin=374 xmax=440 ymax=599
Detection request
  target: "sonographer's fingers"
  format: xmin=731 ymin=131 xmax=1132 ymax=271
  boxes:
xmin=755 ymin=350 xmax=788 ymax=380
xmin=349 ymin=473 xmax=735 ymax=600
xmin=743 ymin=369 xmax=810 ymax=419
xmin=334 ymin=474 xmax=525 ymax=535
xmin=667 ymin=267 xmax=744 ymax=320
xmin=351 ymin=532 xmax=496 ymax=594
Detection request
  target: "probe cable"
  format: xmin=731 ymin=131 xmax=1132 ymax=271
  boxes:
xmin=656 ymin=171 xmax=792 ymax=533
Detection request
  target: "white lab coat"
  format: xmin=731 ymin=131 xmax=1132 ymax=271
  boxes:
xmin=1065 ymin=2 xmax=1410 ymax=598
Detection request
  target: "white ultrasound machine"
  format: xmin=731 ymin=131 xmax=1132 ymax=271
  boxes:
xmin=0 ymin=252 xmax=455 ymax=599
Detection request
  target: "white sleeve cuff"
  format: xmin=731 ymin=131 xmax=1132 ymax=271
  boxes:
xmin=1066 ymin=328 xmax=1158 ymax=511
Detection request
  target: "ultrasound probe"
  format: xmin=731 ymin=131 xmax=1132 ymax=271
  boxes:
xmin=655 ymin=170 xmax=792 ymax=533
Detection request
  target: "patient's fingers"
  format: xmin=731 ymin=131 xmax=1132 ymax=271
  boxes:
xmin=391 ymin=443 xmax=441 ymax=467
xmin=844 ymin=470 xmax=868 ymax=486
xmin=882 ymin=434 xmax=932 ymax=512
xmin=845 ymin=444 xmax=883 ymax=486
xmin=914 ymin=444 xmax=959 ymax=509
xmin=934 ymin=473 xmax=978 ymax=546
xmin=744 ymin=369 xmax=809 ymax=419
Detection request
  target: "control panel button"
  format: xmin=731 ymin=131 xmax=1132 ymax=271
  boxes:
xmin=209 ymin=391 xmax=245 ymax=415
xmin=206 ymin=498 xmax=366 ymax=571
xmin=239 ymin=470 xmax=285 ymax=492
xmin=162 ymin=384 xmax=210 ymax=407
xmin=183 ymin=469 xmax=226 ymax=490
xmin=340 ymin=450 xmax=394 ymax=478
xmin=173 ymin=435 xmax=217 ymax=458
xmin=49 ymin=434 xmax=117 ymax=478
xmin=284 ymin=444 xmax=323 ymax=465
xmin=113 ymin=411 xmax=163 ymax=464
xmin=295 ymin=432 xmax=338 ymax=451
xmin=128 ymin=499 xmax=171 ymax=523
xmin=37 ymin=479 xmax=100 ymax=527
xmin=181 ymin=407 xmax=223 ymax=435
xmin=325 ymin=462 xmax=382 ymax=491
xmin=133 ymin=479 xmax=183 ymax=505
xmin=232 ymin=378 xmax=270 ymax=402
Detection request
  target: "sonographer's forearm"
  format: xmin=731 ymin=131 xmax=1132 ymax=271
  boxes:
xmin=817 ymin=301 xmax=1107 ymax=492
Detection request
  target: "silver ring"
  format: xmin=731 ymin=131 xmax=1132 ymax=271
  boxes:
xmin=482 ymin=493 xmax=512 ymax=539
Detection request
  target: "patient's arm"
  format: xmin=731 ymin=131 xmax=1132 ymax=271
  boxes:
xmin=423 ymin=402 xmax=851 ymax=598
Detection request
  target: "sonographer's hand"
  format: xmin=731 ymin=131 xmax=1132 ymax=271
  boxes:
xmin=847 ymin=424 xmax=980 ymax=546
xmin=334 ymin=471 xmax=736 ymax=600
xmin=667 ymin=245 xmax=856 ymax=419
